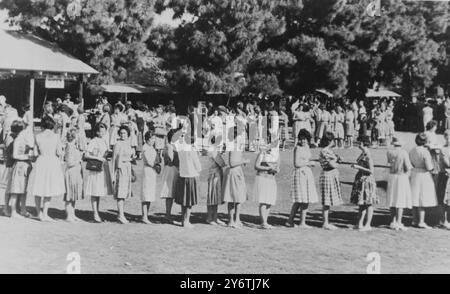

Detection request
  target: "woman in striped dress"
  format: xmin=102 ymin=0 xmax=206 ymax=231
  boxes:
xmin=319 ymin=132 xmax=343 ymax=230
xmin=206 ymin=135 xmax=226 ymax=225
xmin=287 ymin=129 xmax=318 ymax=228
xmin=350 ymin=136 xmax=378 ymax=231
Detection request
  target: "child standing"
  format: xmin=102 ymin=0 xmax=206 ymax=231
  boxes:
xmin=141 ymin=130 xmax=159 ymax=224
xmin=319 ymin=132 xmax=343 ymax=230
xmin=254 ymin=143 xmax=280 ymax=229
xmin=287 ymin=129 xmax=318 ymax=228
xmin=63 ymin=129 xmax=84 ymax=222
xmin=350 ymin=136 xmax=379 ymax=231
xmin=386 ymin=137 xmax=412 ymax=230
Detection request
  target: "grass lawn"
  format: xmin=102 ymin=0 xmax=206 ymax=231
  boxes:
xmin=0 ymin=131 xmax=449 ymax=274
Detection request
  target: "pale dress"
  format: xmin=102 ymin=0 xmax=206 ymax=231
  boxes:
xmin=84 ymin=137 xmax=113 ymax=197
xmin=253 ymin=151 xmax=278 ymax=206
xmin=113 ymin=140 xmax=133 ymax=200
xmin=64 ymin=142 xmax=83 ymax=201
xmin=386 ymin=148 xmax=413 ymax=208
xmin=141 ymin=144 xmax=157 ymax=202
xmin=290 ymin=146 xmax=319 ymax=204
xmin=160 ymin=144 xmax=179 ymax=199
xmin=223 ymin=151 xmax=247 ymax=203
xmin=409 ymin=146 xmax=438 ymax=207
xmin=27 ymin=130 xmax=66 ymax=198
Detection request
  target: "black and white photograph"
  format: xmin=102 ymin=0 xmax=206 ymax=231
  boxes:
xmin=0 ymin=0 xmax=449 ymax=276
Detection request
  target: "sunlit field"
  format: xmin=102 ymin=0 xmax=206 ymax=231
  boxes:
xmin=0 ymin=132 xmax=449 ymax=274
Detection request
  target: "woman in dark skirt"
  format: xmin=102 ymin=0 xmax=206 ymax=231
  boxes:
xmin=175 ymin=133 xmax=202 ymax=228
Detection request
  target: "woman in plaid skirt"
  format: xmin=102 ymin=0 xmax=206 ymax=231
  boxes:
xmin=319 ymin=132 xmax=343 ymax=230
xmin=286 ymin=129 xmax=318 ymax=228
xmin=350 ymin=136 xmax=378 ymax=231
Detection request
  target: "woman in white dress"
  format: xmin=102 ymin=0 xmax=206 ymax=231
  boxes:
xmin=84 ymin=123 xmax=113 ymax=223
xmin=409 ymin=133 xmax=438 ymax=229
xmin=28 ymin=116 xmax=66 ymax=222
xmin=141 ymin=130 xmax=158 ymax=224
xmin=386 ymin=137 xmax=413 ymax=230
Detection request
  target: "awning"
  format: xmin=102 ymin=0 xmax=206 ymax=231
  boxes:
xmin=0 ymin=29 xmax=98 ymax=75
xmin=366 ymin=89 xmax=401 ymax=98
xmin=101 ymin=83 xmax=177 ymax=95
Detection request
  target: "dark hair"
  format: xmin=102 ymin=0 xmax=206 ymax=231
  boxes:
xmin=320 ymin=132 xmax=335 ymax=147
xmin=94 ymin=123 xmax=107 ymax=137
xmin=167 ymin=129 xmax=177 ymax=143
xmin=297 ymin=129 xmax=311 ymax=142
xmin=41 ymin=116 xmax=56 ymax=130
xmin=115 ymin=103 xmax=124 ymax=112
xmin=359 ymin=135 xmax=371 ymax=147
xmin=415 ymin=133 xmax=428 ymax=146
xmin=426 ymin=120 xmax=437 ymax=131
xmin=10 ymin=120 xmax=25 ymax=134
xmin=118 ymin=125 xmax=131 ymax=137
xmin=144 ymin=130 xmax=155 ymax=142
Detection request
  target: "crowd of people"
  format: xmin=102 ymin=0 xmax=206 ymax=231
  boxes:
xmin=0 ymin=92 xmax=449 ymax=232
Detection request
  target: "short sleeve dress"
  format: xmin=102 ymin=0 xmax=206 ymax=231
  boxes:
xmin=84 ymin=137 xmax=113 ymax=197
xmin=290 ymin=145 xmax=318 ymax=204
xmin=350 ymin=152 xmax=378 ymax=205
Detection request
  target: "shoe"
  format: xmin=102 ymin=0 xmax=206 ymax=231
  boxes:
xmin=323 ymin=224 xmax=338 ymax=230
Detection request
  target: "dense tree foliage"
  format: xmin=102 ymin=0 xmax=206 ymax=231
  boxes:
xmin=1 ymin=0 xmax=450 ymax=98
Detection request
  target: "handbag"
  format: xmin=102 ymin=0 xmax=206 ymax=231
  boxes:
xmin=86 ymin=158 xmax=103 ymax=172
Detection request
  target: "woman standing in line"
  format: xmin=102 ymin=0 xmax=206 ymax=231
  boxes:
xmin=344 ymin=105 xmax=355 ymax=148
xmin=409 ymin=133 xmax=438 ymax=229
xmin=112 ymin=125 xmax=135 ymax=224
xmin=319 ymin=132 xmax=343 ymax=230
xmin=159 ymin=129 xmax=180 ymax=222
xmin=5 ymin=121 xmax=32 ymax=218
xmin=254 ymin=142 xmax=280 ymax=229
xmin=76 ymin=107 xmax=87 ymax=151
xmin=141 ymin=130 xmax=158 ymax=224
xmin=286 ymin=129 xmax=318 ymax=228
xmin=350 ymin=136 xmax=379 ymax=231
xmin=84 ymin=123 xmax=113 ymax=223
xmin=386 ymin=137 xmax=413 ymax=230
xmin=437 ymin=130 xmax=450 ymax=229
xmin=206 ymin=135 xmax=226 ymax=225
xmin=175 ymin=132 xmax=202 ymax=228
xmin=223 ymin=121 xmax=250 ymax=228
xmin=28 ymin=116 xmax=66 ymax=222
xmin=63 ymin=129 xmax=84 ymax=223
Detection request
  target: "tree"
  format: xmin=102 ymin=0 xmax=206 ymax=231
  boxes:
xmin=0 ymin=0 xmax=164 ymax=91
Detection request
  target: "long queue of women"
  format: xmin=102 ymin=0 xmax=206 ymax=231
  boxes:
xmin=1 ymin=96 xmax=449 ymax=231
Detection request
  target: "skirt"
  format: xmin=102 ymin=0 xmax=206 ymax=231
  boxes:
xmin=377 ymin=122 xmax=387 ymax=139
xmin=290 ymin=167 xmax=319 ymax=204
xmin=175 ymin=177 xmax=198 ymax=207
xmin=27 ymin=155 xmax=65 ymax=197
xmin=77 ymin=130 xmax=87 ymax=151
xmin=84 ymin=160 xmax=113 ymax=197
xmin=253 ymin=173 xmax=277 ymax=205
xmin=114 ymin=163 xmax=133 ymax=200
xmin=222 ymin=167 xmax=247 ymax=203
xmin=141 ymin=166 xmax=157 ymax=202
xmin=160 ymin=165 xmax=179 ymax=199
xmin=64 ymin=164 xmax=84 ymax=202
xmin=317 ymin=122 xmax=329 ymax=139
xmin=387 ymin=173 xmax=412 ymax=208
xmin=0 ymin=167 xmax=12 ymax=191
xmin=350 ymin=172 xmax=378 ymax=205
xmin=279 ymin=126 xmax=290 ymax=141
xmin=386 ymin=121 xmax=395 ymax=136
xmin=436 ymin=172 xmax=448 ymax=205
xmin=9 ymin=161 xmax=32 ymax=194
xmin=334 ymin=123 xmax=344 ymax=139
xmin=207 ymin=169 xmax=224 ymax=206
xmin=319 ymin=169 xmax=342 ymax=206
xmin=345 ymin=122 xmax=354 ymax=137
xmin=410 ymin=169 xmax=437 ymax=207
